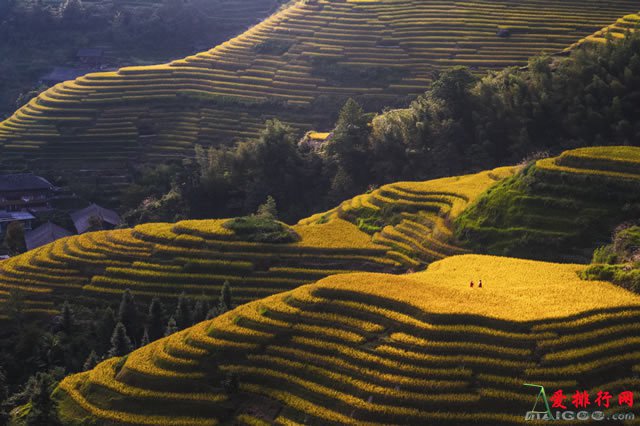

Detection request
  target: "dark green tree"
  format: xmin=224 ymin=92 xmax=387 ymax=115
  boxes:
xmin=219 ymin=281 xmax=232 ymax=313
xmin=59 ymin=301 xmax=74 ymax=335
xmin=83 ymin=350 xmax=99 ymax=371
xmin=324 ymin=98 xmax=371 ymax=196
xmin=140 ymin=328 xmax=150 ymax=347
xmin=97 ymin=306 xmax=117 ymax=354
xmin=146 ymin=297 xmax=165 ymax=342
xmin=256 ymin=195 xmax=278 ymax=219
xmin=192 ymin=298 xmax=207 ymax=324
xmin=108 ymin=322 xmax=133 ymax=357
xmin=0 ymin=368 xmax=8 ymax=424
xmin=174 ymin=292 xmax=192 ymax=330
xmin=24 ymin=373 xmax=61 ymax=426
xmin=118 ymin=289 xmax=138 ymax=342
xmin=164 ymin=316 xmax=178 ymax=336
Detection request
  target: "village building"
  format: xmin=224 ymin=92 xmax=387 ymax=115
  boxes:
xmin=0 ymin=211 xmax=35 ymax=235
xmin=25 ymin=221 xmax=72 ymax=251
xmin=0 ymin=174 xmax=57 ymax=212
xmin=299 ymin=131 xmax=332 ymax=151
xmin=71 ymin=203 xmax=122 ymax=234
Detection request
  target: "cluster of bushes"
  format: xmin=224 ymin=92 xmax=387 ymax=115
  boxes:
xmin=254 ymin=38 xmax=295 ymax=55
xmin=582 ymin=224 xmax=640 ymax=292
xmin=311 ymin=57 xmax=404 ymax=87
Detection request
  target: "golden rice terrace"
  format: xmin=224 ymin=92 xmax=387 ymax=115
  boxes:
xmin=0 ymin=165 xmax=514 ymax=316
xmin=55 ymin=255 xmax=640 ymax=425
xmin=0 ymin=0 xmax=638 ymax=188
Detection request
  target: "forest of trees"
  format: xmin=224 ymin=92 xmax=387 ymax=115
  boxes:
xmin=0 ymin=283 xmax=236 ymax=422
xmin=121 ymin=33 xmax=640 ymax=225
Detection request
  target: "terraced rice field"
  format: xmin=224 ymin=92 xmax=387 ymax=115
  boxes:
xmin=0 ymin=165 xmax=517 ymax=315
xmin=0 ymin=219 xmax=399 ymax=315
xmin=301 ymin=165 xmax=518 ymax=268
xmin=55 ymin=255 xmax=640 ymax=425
xmin=0 ymin=0 xmax=638 ymax=191
xmin=566 ymin=11 xmax=639 ymax=51
xmin=456 ymin=146 xmax=640 ymax=262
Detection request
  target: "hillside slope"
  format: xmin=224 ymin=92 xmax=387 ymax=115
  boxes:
xmin=455 ymin=146 xmax=640 ymax=262
xmin=0 ymin=0 xmax=638 ymax=191
xmin=565 ymin=11 xmax=639 ymax=51
xmin=54 ymin=254 xmax=640 ymax=425
xmin=0 ymin=165 xmax=514 ymax=316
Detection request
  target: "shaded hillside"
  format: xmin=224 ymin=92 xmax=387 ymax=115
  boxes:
xmin=54 ymin=255 xmax=640 ymax=425
xmin=0 ymin=165 xmax=515 ymax=317
xmin=455 ymin=146 xmax=640 ymax=262
xmin=0 ymin=0 xmax=638 ymax=192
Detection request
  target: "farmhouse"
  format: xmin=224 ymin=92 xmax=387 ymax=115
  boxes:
xmin=25 ymin=221 xmax=72 ymax=251
xmin=0 ymin=211 xmax=35 ymax=234
xmin=0 ymin=174 xmax=56 ymax=212
xmin=71 ymin=203 xmax=122 ymax=234
xmin=299 ymin=131 xmax=332 ymax=151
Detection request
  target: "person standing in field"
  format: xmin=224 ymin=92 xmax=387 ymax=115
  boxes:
xmin=470 ymin=280 xmax=474 ymax=288
xmin=478 ymin=279 xmax=483 ymax=288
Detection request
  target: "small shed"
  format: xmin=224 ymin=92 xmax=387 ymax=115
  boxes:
xmin=299 ymin=131 xmax=333 ymax=151
xmin=25 ymin=221 xmax=72 ymax=251
xmin=70 ymin=203 xmax=122 ymax=234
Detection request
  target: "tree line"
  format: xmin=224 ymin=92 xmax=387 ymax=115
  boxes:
xmin=122 ymin=33 xmax=640 ymax=225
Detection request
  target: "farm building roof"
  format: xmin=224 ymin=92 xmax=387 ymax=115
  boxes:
xmin=71 ymin=203 xmax=122 ymax=234
xmin=0 ymin=211 xmax=35 ymax=223
xmin=25 ymin=222 xmax=72 ymax=251
xmin=0 ymin=174 xmax=54 ymax=192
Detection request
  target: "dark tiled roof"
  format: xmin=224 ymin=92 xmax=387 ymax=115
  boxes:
xmin=70 ymin=203 xmax=122 ymax=234
xmin=0 ymin=211 xmax=35 ymax=222
xmin=25 ymin=222 xmax=72 ymax=250
xmin=0 ymin=174 xmax=54 ymax=192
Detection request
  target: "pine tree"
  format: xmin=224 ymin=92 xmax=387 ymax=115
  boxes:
xmin=174 ymin=292 xmax=192 ymax=330
xmin=205 ymin=305 xmax=220 ymax=320
xmin=219 ymin=281 xmax=232 ymax=313
xmin=140 ymin=328 xmax=150 ymax=347
xmin=60 ymin=300 xmax=74 ymax=335
xmin=256 ymin=195 xmax=278 ymax=219
xmin=192 ymin=298 xmax=207 ymax=324
xmin=0 ymin=368 xmax=8 ymax=424
xmin=118 ymin=289 xmax=138 ymax=341
xmin=24 ymin=373 xmax=61 ymax=425
xmin=324 ymin=98 xmax=371 ymax=190
xmin=83 ymin=350 xmax=99 ymax=371
xmin=108 ymin=322 xmax=133 ymax=357
xmin=97 ymin=306 xmax=116 ymax=354
xmin=146 ymin=297 xmax=165 ymax=341
xmin=165 ymin=317 xmax=178 ymax=336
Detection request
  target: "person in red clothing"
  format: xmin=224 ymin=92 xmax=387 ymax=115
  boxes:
xmin=470 ymin=280 xmax=474 ymax=288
